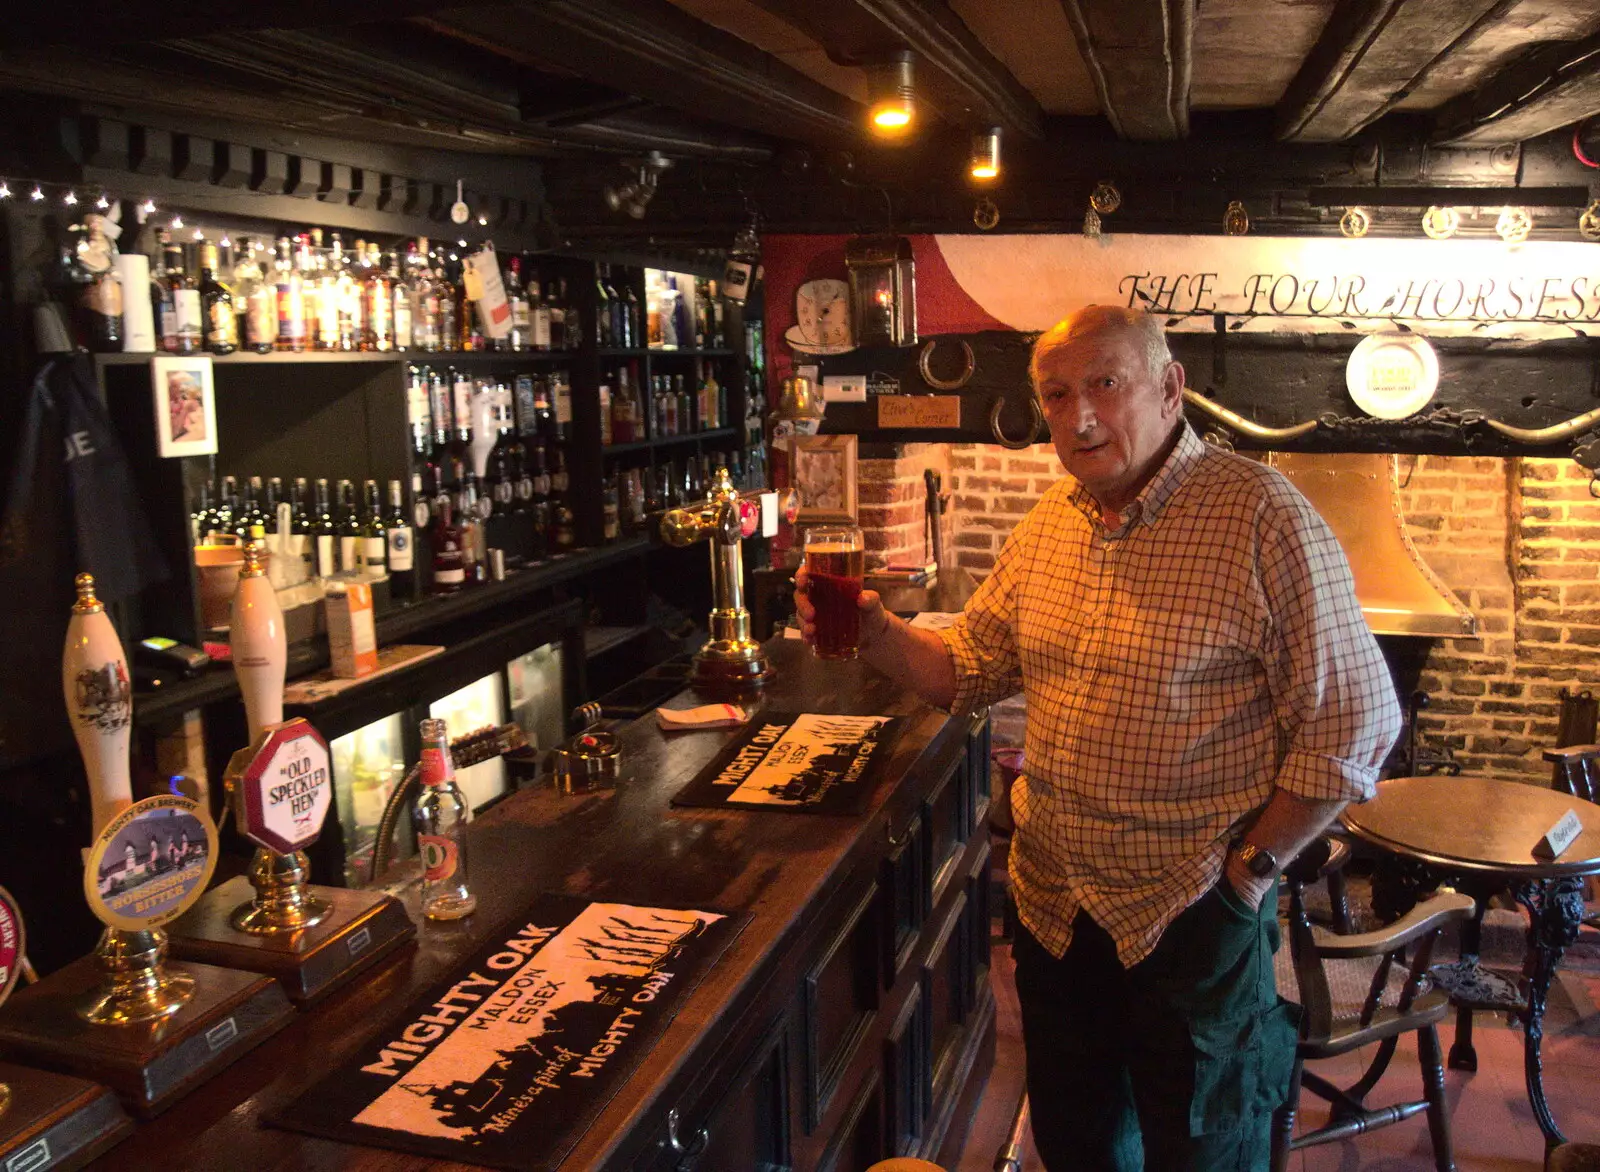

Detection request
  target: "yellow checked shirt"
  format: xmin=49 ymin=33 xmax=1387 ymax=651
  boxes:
xmin=942 ymin=424 xmax=1402 ymax=965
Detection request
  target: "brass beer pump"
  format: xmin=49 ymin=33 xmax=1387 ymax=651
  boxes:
xmin=660 ymin=467 xmax=772 ymax=694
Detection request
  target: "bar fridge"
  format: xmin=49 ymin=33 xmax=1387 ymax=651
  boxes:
xmin=290 ymin=599 xmax=585 ymax=888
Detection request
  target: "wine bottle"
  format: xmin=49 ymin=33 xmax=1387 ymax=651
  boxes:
xmin=311 ymin=477 xmax=337 ymax=578
xmin=361 ymin=479 xmax=387 ymax=574
xmin=385 ymin=479 xmax=415 ymax=598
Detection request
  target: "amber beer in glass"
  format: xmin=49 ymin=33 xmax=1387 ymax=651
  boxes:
xmin=805 ymin=525 xmax=865 ymax=659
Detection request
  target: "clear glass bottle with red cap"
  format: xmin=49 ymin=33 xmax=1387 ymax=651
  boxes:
xmin=412 ymin=718 xmax=476 ymax=920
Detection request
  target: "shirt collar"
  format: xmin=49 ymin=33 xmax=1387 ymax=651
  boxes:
xmin=1067 ymin=421 xmax=1205 ymax=531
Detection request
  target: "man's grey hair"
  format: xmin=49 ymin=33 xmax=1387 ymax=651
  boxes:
xmin=1029 ymin=306 xmax=1173 ymax=389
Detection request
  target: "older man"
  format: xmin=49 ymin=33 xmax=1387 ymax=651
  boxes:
xmin=794 ymin=306 xmax=1401 ymax=1170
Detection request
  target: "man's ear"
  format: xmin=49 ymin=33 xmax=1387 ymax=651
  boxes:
xmin=1161 ymin=360 xmax=1185 ymax=417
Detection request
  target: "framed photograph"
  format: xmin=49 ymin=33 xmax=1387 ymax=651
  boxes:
xmin=789 ymin=434 xmax=858 ymax=525
xmin=151 ymin=355 xmax=217 ymax=458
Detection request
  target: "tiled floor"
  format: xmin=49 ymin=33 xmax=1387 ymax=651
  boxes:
xmin=954 ymin=935 xmax=1600 ymax=1172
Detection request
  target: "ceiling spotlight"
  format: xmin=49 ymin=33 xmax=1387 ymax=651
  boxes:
xmin=29 ymin=186 xmax=44 ymax=202
xmin=0 ymin=182 xmax=11 ymax=200
xmin=1496 ymin=205 xmax=1532 ymax=244
xmin=969 ymin=128 xmax=1001 ymax=181
xmin=95 ymin=194 xmax=110 ymax=210
xmin=867 ymin=51 xmax=915 ymax=135
xmin=477 ymin=215 xmax=488 ymax=226
xmin=62 ymin=190 xmax=77 ymax=206
xmin=170 ymin=214 xmax=184 ymax=230
xmin=1421 ymin=205 xmax=1459 ymax=240
xmin=603 ymin=151 xmax=672 ymax=220
xmin=192 ymin=228 xmax=205 ymax=241
xmin=140 ymin=199 xmax=156 ymax=215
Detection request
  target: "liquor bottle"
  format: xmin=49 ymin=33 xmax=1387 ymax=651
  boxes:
xmin=335 ymin=479 xmax=360 ymax=571
xmin=694 ymin=276 xmax=709 ymax=349
xmin=626 ymin=468 xmax=647 ymax=531
xmin=359 ymin=479 xmax=387 ymax=574
xmin=406 ymin=364 xmax=433 ymax=459
xmin=388 ymin=251 xmax=412 ymax=352
xmin=347 ymin=239 xmax=371 ymax=348
xmin=450 ymin=366 xmax=474 ymax=450
xmin=235 ymin=475 xmax=268 ymax=538
xmin=275 ymin=236 xmax=307 ymax=352
xmin=363 ymin=243 xmax=394 ymax=352
xmin=329 ymin=232 xmax=358 ymax=351
xmin=549 ymin=448 xmax=573 ymax=550
xmin=509 ymin=436 xmax=532 ymax=515
xmin=412 ymin=717 xmax=476 ymax=920
xmin=528 ymin=443 xmax=551 ymax=561
xmin=264 ymin=476 xmax=284 ymax=523
xmin=531 ymin=273 xmax=552 ymax=352
xmin=233 ymin=238 xmax=274 ymax=354
xmin=454 ymin=257 xmax=479 ymax=352
xmin=385 ymin=480 xmax=415 ymax=599
xmin=560 ymin=279 xmax=581 ymax=351
xmin=505 ymin=256 xmax=529 ymax=352
xmin=301 ymin=231 xmax=325 ymax=350
xmin=547 ymin=276 xmax=566 ymax=351
xmin=602 ymin=470 xmax=620 ymax=541
xmin=619 ymin=270 xmax=638 ymax=348
xmin=199 ymin=242 xmax=238 ymax=355
xmin=409 ymin=240 xmax=439 ymax=351
xmin=702 ymin=365 xmax=721 ymax=430
xmin=289 ymin=477 xmax=314 ymax=581
xmin=487 ymin=424 xmax=514 ymax=517
xmin=433 ymin=249 xmax=458 ymax=351
xmin=550 ymin=371 xmax=572 ymax=441
xmin=709 ymin=278 xmax=726 ymax=349
xmin=152 ymin=231 xmax=179 ymax=352
xmin=611 ymin=367 xmax=636 ymax=444
xmin=594 ymin=264 xmax=614 ymax=348
xmin=310 ymin=478 xmax=336 ymax=578
xmin=431 ymin=498 xmax=467 ymax=593
xmin=170 ymin=239 xmax=203 ymax=354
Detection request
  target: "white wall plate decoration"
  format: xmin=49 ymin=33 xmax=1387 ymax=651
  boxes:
xmin=1345 ymin=332 xmax=1439 ymax=420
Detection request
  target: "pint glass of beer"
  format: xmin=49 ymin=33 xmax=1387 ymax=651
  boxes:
xmin=804 ymin=525 xmax=865 ymax=659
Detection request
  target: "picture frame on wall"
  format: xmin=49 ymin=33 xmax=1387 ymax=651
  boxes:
xmin=789 ymin=434 xmax=858 ymax=525
xmin=150 ymin=355 xmax=217 ymax=458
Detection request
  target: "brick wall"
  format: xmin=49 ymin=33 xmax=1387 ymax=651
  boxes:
xmin=863 ymin=442 xmax=1600 ymax=782
xmin=854 ymin=443 xmax=953 ymax=571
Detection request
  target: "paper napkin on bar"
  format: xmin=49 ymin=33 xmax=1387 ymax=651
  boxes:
xmin=656 ymin=704 xmax=750 ymax=731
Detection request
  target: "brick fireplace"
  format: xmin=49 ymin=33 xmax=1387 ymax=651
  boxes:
xmin=856 ymin=442 xmax=1600 ymax=783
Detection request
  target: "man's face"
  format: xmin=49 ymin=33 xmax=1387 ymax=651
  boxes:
xmin=1034 ymin=327 xmax=1183 ymax=514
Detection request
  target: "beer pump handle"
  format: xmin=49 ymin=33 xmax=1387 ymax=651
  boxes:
xmin=62 ymin=573 xmax=134 ymax=837
xmin=231 ymin=530 xmax=286 ymax=744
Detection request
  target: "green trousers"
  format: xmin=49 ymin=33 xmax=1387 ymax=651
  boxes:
xmin=1013 ymin=882 xmax=1300 ymax=1172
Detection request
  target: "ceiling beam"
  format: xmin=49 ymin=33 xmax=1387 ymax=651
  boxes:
xmin=0 ymin=1 xmax=455 ymax=49
xmin=737 ymin=0 xmax=1043 ymax=138
xmin=421 ymin=0 xmax=863 ymax=147
xmin=1276 ymin=0 xmax=1517 ymax=143
xmin=1056 ymin=0 xmax=1194 ymax=140
xmin=1434 ymin=31 xmax=1600 ymax=145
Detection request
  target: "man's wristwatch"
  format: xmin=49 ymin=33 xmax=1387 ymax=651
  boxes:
xmin=1233 ymin=839 xmax=1279 ymax=879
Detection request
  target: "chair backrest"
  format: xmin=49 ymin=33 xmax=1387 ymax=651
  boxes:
xmin=1283 ymin=840 xmax=1335 ymax=1040
xmin=1544 ymin=744 xmax=1600 ymax=803
xmin=1556 ymin=688 xmax=1599 ymax=749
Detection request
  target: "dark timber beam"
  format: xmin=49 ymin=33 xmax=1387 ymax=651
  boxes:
xmin=741 ymin=0 xmax=1044 ymax=138
xmin=422 ymin=0 xmax=864 ymax=147
xmin=1057 ymin=0 xmax=1194 ymax=140
xmin=0 ymin=1 xmax=455 ymax=49
xmin=1435 ymin=31 xmax=1600 ymax=145
xmin=1276 ymin=0 xmax=1517 ymax=143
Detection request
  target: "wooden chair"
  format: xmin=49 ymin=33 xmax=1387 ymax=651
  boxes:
xmin=1270 ymin=839 xmax=1476 ymax=1172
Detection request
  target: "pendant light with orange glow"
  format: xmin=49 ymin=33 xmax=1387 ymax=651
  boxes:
xmin=969 ymin=128 xmax=1002 ymax=181
xmin=867 ymin=52 xmax=915 ymax=135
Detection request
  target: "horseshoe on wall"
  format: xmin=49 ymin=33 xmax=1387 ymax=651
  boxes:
xmin=990 ymin=396 xmax=1044 ymax=449
xmin=919 ymin=338 xmax=976 ymax=390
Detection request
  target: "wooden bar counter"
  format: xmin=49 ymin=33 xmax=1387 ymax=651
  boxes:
xmin=91 ymin=637 xmax=996 ymax=1170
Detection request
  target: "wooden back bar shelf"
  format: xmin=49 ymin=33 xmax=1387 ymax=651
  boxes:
xmin=89 ymin=637 xmax=996 ymax=1170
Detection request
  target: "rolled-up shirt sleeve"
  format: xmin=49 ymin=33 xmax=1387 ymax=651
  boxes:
xmin=940 ymin=517 xmax=1028 ymax=714
xmin=1260 ymin=485 xmax=1403 ymax=804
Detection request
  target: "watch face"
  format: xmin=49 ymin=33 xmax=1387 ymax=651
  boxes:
xmin=1243 ymin=844 xmax=1276 ymax=878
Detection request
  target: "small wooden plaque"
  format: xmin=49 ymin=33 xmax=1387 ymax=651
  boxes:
xmin=0 ymin=1062 xmax=133 ymax=1171
xmin=166 ymin=877 xmax=415 ymax=1005
xmin=0 ymin=959 xmax=293 ymax=1118
xmin=876 ymin=395 xmax=962 ymax=429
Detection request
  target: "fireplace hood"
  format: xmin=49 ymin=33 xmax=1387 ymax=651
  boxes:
xmin=1268 ymin=453 xmax=1477 ymax=639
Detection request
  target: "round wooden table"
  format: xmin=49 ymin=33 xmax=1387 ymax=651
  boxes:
xmin=1341 ymin=775 xmax=1600 ymax=1148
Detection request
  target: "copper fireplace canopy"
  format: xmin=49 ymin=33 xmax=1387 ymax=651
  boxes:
xmin=1269 ymin=453 xmax=1476 ymax=639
